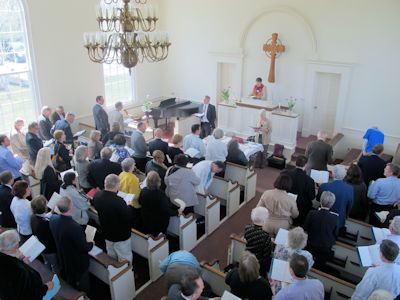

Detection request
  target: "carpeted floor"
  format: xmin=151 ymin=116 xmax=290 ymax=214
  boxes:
xmin=135 ymin=166 xmax=282 ymax=300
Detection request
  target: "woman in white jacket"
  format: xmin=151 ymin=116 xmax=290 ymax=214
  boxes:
xmin=59 ymin=171 xmax=90 ymax=227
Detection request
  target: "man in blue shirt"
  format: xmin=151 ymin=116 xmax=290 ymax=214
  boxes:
xmin=368 ymin=163 xmax=400 ymax=225
xmin=183 ymin=124 xmax=206 ymax=162
xmin=317 ymin=165 xmax=353 ymax=232
xmin=274 ymin=253 xmax=324 ymax=300
xmin=52 ymin=113 xmax=75 ymax=143
xmin=159 ymin=250 xmax=201 ymax=273
xmin=0 ymin=135 xmax=23 ymax=180
xmin=363 ymin=127 xmax=384 ymax=154
xmin=352 ymin=240 xmax=400 ymax=300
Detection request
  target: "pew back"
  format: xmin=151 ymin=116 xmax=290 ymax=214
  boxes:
xmin=195 ymin=193 xmax=221 ymax=235
xmin=167 ymin=214 xmax=197 ymax=251
xmin=200 ymin=261 xmax=230 ymax=296
xmin=224 ymin=162 xmax=257 ymax=202
xmin=209 ymin=177 xmax=241 ymax=217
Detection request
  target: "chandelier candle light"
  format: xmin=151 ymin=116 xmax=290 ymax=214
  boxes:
xmin=83 ymin=0 xmax=171 ymax=72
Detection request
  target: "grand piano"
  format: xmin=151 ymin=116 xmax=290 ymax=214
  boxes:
xmin=151 ymin=98 xmax=200 ymax=128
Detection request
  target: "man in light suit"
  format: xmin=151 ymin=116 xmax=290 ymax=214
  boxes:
xmin=131 ymin=121 xmax=149 ymax=172
xmin=199 ymin=96 xmax=216 ymax=139
xmin=92 ymin=96 xmax=110 ymax=137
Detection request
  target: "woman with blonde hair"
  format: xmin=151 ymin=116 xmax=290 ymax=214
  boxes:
xmin=168 ymin=134 xmax=184 ymax=164
xmin=88 ymin=130 xmax=103 ymax=160
xmin=35 ymin=148 xmax=61 ymax=200
xmin=145 ymin=150 xmax=168 ymax=190
xmin=225 ymin=251 xmax=272 ymax=300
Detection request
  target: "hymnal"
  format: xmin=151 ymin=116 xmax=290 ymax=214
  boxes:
xmin=275 ymin=228 xmax=289 ymax=246
xmin=310 ymin=169 xmax=329 ymax=184
xmin=117 ymin=191 xmax=135 ymax=205
xmin=372 ymin=227 xmax=390 ymax=244
xmin=85 ymin=225 xmax=97 ymax=243
xmin=357 ymin=244 xmax=382 ymax=267
xmin=270 ymin=259 xmax=293 ymax=283
xmin=19 ymin=235 xmax=46 ymax=262
xmin=184 ymin=147 xmax=200 ymax=158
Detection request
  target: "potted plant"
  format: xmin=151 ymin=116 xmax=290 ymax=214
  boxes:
xmin=142 ymin=98 xmax=152 ymax=118
xmin=221 ymin=87 xmax=230 ymax=103
xmin=287 ymin=97 xmax=297 ymax=112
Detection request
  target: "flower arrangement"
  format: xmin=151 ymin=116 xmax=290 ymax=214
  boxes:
xmin=221 ymin=87 xmax=230 ymax=102
xmin=142 ymin=100 xmax=152 ymax=113
xmin=286 ymin=96 xmax=297 ymax=112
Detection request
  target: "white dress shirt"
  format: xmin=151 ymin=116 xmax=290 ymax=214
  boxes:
xmin=10 ymin=196 xmax=32 ymax=235
xmin=205 ymin=136 xmax=228 ymax=162
xmin=192 ymin=160 xmax=214 ymax=194
xmin=201 ymin=104 xmax=209 ymax=122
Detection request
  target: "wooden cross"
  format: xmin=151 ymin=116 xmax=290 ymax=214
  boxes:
xmin=263 ymin=33 xmax=285 ymax=83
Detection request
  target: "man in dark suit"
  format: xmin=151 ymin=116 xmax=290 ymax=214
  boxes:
xmin=93 ymin=174 xmax=132 ymax=263
xmin=0 ymin=171 xmax=16 ymax=228
xmin=281 ymin=155 xmax=316 ymax=226
xmin=87 ymin=147 xmax=122 ymax=189
xmin=25 ymin=121 xmax=43 ymax=164
xmin=52 ymin=112 xmax=75 ymax=143
xmin=304 ymin=191 xmax=339 ymax=271
xmin=93 ymin=96 xmax=110 ymax=137
xmin=305 ymin=130 xmax=333 ymax=173
xmin=148 ymin=128 xmax=168 ymax=157
xmin=38 ymin=106 xmax=53 ymax=140
xmin=199 ymin=96 xmax=216 ymax=138
xmin=49 ymin=197 xmax=93 ymax=293
xmin=50 ymin=105 xmax=65 ymax=125
xmin=358 ymin=144 xmax=387 ymax=186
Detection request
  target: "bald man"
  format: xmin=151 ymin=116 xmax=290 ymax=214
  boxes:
xmin=148 ymin=128 xmax=168 ymax=158
xmin=305 ymin=130 xmax=333 ymax=173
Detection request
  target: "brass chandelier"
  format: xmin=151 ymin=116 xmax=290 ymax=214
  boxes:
xmin=83 ymin=0 xmax=171 ymax=72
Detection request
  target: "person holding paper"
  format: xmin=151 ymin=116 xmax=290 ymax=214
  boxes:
xmin=148 ymin=128 xmax=169 ymax=159
xmin=130 ymin=121 xmax=149 ymax=172
xmin=251 ymin=77 xmax=266 ymax=99
xmin=305 ymin=130 xmax=333 ymax=173
xmin=92 ymin=174 xmax=132 ymax=264
xmin=30 ymin=195 xmax=58 ymax=272
xmin=52 ymin=130 xmax=71 ymax=172
xmin=226 ymin=139 xmax=248 ymax=166
xmin=0 ymin=134 xmax=23 ymax=180
xmin=50 ymin=197 xmax=93 ymax=293
xmin=317 ymin=165 xmax=353 ymax=233
xmin=10 ymin=180 xmax=32 ymax=242
xmin=304 ymin=191 xmax=339 ymax=270
xmin=225 ymin=251 xmax=273 ymax=300
xmin=102 ymin=122 xmax=124 ymax=146
xmin=108 ymin=101 xmax=124 ymax=132
xmin=281 ymin=155 xmax=316 ymax=226
xmin=274 ymin=254 xmax=324 ymax=300
xmin=352 ymin=240 xmax=400 ymax=300
xmin=387 ymin=216 xmax=400 ymax=265
xmin=0 ymin=230 xmax=54 ymax=300
xmin=199 ymin=95 xmax=216 ymax=139
xmin=0 ymin=171 xmax=17 ymax=228
xmin=254 ymin=109 xmax=271 ymax=168
xmin=139 ymin=171 xmax=181 ymax=236
xmin=257 ymin=174 xmax=299 ymax=236
xmin=59 ymin=172 xmax=90 ymax=228
xmin=183 ymin=124 xmax=206 ymax=162
xmin=244 ymin=207 xmax=273 ymax=277
xmin=52 ymin=112 xmax=75 ymax=144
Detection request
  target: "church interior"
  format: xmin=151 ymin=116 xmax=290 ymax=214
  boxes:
xmin=0 ymin=0 xmax=400 ymax=299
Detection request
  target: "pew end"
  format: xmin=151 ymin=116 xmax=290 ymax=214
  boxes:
xmin=195 ymin=193 xmax=221 ymax=235
xmin=167 ymin=213 xmax=198 ymax=251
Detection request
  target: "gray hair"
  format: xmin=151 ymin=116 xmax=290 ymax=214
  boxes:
xmin=90 ymin=130 xmax=101 ymax=141
xmin=41 ymin=106 xmax=51 ymax=114
xmin=320 ymin=191 xmax=336 ymax=209
xmin=250 ymin=207 xmax=269 ymax=226
xmin=317 ymin=130 xmax=328 ymax=141
xmin=368 ymin=289 xmax=393 ymax=300
xmin=100 ymin=147 xmax=112 ymax=160
xmin=288 ymin=227 xmax=308 ymax=249
xmin=74 ymin=145 xmax=88 ymax=162
xmin=57 ymin=197 xmax=72 ymax=214
xmin=333 ymin=165 xmax=346 ymax=180
xmin=66 ymin=112 xmax=75 ymax=118
xmin=387 ymin=163 xmax=400 ymax=176
xmin=0 ymin=229 xmax=20 ymax=252
xmin=115 ymin=101 xmax=123 ymax=109
xmin=14 ymin=118 xmax=24 ymax=126
xmin=121 ymin=157 xmax=135 ymax=172
xmin=213 ymin=128 xmax=224 ymax=139
xmin=105 ymin=174 xmax=120 ymax=190
xmin=391 ymin=216 xmax=400 ymax=235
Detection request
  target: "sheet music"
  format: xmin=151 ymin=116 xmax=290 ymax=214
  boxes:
xmin=221 ymin=291 xmax=241 ymax=300
xmin=117 ymin=191 xmax=135 ymax=205
xmin=358 ymin=244 xmax=382 ymax=267
xmin=270 ymin=259 xmax=293 ymax=283
xmin=19 ymin=235 xmax=46 ymax=262
xmin=275 ymin=228 xmax=289 ymax=246
xmin=184 ymin=147 xmax=200 ymax=158
xmin=372 ymin=227 xmax=391 ymax=244
xmin=375 ymin=211 xmax=390 ymax=223
xmin=310 ymin=169 xmax=329 ymax=184
xmin=85 ymin=225 xmax=97 ymax=243
xmin=89 ymin=245 xmax=103 ymax=257
xmin=73 ymin=129 xmax=86 ymax=138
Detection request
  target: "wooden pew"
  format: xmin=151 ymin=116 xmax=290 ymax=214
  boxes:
xmin=328 ymin=133 xmax=344 ymax=147
xmin=167 ymin=214 xmax=198 ymax=251
xmin=200 ymin=261 xmax=230 ymax=296
xmin=224 ymin=162 xmax=257 ymax=202
xmin=329 ymin=241 xmax=366 ymax=280
xmin=89 ymin=252 xmax=136 ymax=300
xmin=195 ymin=193 xmax=221 ymax=235
xmin=227 ymin=235 xmax=356 ymax=300
xmin=209 ymin=177 xmax=241 ymax=218
xmin=130 ymin=228 xmax=169 ymax=281
xmin=341 ymin=218 xmax=374 ymax=246
xmin=309 ymin=268 xmax=356 ymax=300
xmin=30 ymin=259 xmax=86 ymax=300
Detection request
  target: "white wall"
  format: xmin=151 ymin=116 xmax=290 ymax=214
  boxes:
xmin=25 ymin=0 xmax=164 ymax=120
xmin=158 ymin=0 xmax=400 ymax=156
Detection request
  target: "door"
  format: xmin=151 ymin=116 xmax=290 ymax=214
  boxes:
xmin=310 ymin=72 xmax=341 ymax=137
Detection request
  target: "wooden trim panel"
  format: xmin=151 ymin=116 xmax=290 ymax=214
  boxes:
xmin=207 ymin=198 xmax=221 ymax=210
xmin=150 ymin=239 xmax=169 ymax=253
xmin=310 ymin=268 xmax=356 ymax=289
xmin=91 ymin=253 xmax=127 ymax=268
xmin=235 ymin=102 xmax=277 ymax=111
xmin=200 ymin=261 xmax=227 ymax=278
xmin=348 ymin=218 xmax=373 ymax=228
xmin=110 ymin=266 xmax=132 ymax=282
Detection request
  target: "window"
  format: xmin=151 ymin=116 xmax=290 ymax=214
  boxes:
xmin=103 ymin=62 xmax=135 ymax=108
xmin=0 ymin=0 xmax=37 ymax=133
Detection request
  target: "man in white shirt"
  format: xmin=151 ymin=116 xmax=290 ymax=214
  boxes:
xmin=199 ymin=96 xmax=216 ymax=138
xmin=183 ymin=124 xmax=206 ymax=161
xmin=387 ymin=216 xmax=400 ymax=264
xmin=192 ymin=160 xmax=224 ymax=194
xmin=108 ymin=101 xmax=124 ymax=131
xmin=352 ymin=239 xmax=400 ymax=300
xmin=205 ymin=128 xmax=227 ymax=162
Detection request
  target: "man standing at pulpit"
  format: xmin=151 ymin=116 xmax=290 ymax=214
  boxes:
xmin=251 ymin=77 xmax=266 ymax=100
xmin=199 ymin=96 xmax=216 ymax=138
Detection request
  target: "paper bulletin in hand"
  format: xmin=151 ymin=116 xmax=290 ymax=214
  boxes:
xmin=19 ymin=235 xmax=46 ymax=262
xmin=85 ymin=225 xmax=97 ymax=243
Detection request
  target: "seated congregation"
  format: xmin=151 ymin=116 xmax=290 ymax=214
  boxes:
xmin=0 ymin=98 xmax=400 ymax=300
